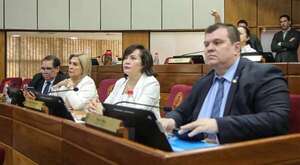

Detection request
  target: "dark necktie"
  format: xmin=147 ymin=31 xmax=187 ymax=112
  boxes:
xmin=211 ymin=77 xmax=225 ymax=118
xmin=42 ymin=81 xmax=51 ymax=95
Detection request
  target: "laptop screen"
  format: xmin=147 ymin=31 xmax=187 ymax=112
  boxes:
xmin=102 ymin=103 xmax=173 ymax=151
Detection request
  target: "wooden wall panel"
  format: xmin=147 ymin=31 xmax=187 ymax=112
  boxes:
xmin=292 ymin=0 xmax=300 ymax=25
xmin=13 ymin=150 xmax=38 ymax=165
xmin=258 ymin=0 xmax=291 ymax=26
xmin=122 ymin=32 xmax=150 ymax=53
xmin=224 ymin=0 xmax=257 ymax=27
xmin=62 ymin=121 xmax=162 ymax=165
xmin=13 ymin=121 xmax=63 ymax=165
xmin=0 ymin=143 xmax=13 ymax=165
xmin=0 ymin=32 xmax=5 ymax=80
xmin=63 ymin=141 xmax=116 ymax=165
xmin=13 ymin=109 xmax=63 ymax=136
xmin=0 ymin=116 xmax=12 ymax=146
xmin=288 ymin=76 xmax=300 ymax=94
xmin=249 ymin=27 xmax=257 ymax=36
xmin=288 ymin=63 xmax=300 ymax=75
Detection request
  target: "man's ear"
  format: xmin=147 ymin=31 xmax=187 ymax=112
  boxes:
xmin=234 ymin=41 xmax=241 ymax=53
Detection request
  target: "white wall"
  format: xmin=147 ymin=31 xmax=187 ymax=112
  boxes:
xmin=2 ymin=0 xmax=224 ymax=30
xmin=150 ymin=32 xmax=205 ymax=64
xmin=260 ymin=29 xmax=278 ymax=53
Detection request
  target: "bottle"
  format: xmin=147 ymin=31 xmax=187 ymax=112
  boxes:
xmin=3 ymin=83 xmax=11 ymax=104
xmin=153 ymin=52 xmax=160 ymax=65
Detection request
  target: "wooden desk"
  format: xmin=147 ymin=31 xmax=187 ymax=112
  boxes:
xmin=1 ymin=103 xmax=300 ymax=165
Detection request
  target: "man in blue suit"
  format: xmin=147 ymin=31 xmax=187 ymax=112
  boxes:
xmin=160 ymin=23 xmax=290 ymax=144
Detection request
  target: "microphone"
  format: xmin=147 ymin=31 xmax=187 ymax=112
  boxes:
xmin=114 ymin=101 xmax=160 ymax=109
xmin=48 ymin=87 xmax=79 ymax=93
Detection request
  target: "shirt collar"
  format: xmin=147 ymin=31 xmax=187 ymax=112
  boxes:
xmin=214 ymin=58 xmax=240 ymax=83
xmin=282 ymin=27 xmax=291 ymax=33
xmin=45 ymin=78 xmax=55 ymax=84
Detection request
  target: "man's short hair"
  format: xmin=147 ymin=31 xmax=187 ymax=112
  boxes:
xmin=42 ymin=55 xmax=61 ymax=68
xmin=280 ymin=14 xmax=290 ymax=21
xmin=237 ymin=20 xmax=248 ymax=26
xmin=205 ymin=23 xmax=240 ymax=43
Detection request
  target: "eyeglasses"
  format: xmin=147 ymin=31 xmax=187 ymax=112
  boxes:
xmin=41 ymin=67 xmax=53 ymax=70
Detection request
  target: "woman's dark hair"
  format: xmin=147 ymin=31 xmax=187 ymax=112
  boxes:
xmin=238 ymin=26 xmax=251 ymax=44
xmin=122 ymin=44 xmax=156 ymax=77
xmin=239 ymin=26 xmax=250 ymax=38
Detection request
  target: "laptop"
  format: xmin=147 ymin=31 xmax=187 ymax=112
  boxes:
xmin=102 ymin=103 xmax=218 ymax=152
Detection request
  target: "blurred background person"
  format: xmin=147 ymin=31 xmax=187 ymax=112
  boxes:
xmin=238 ymin=26 xmax=257 ymax=53
xmin=210 ymin=11 xmax=263 ymax=53
xmin=271 ymin=14 xmax=299 ymax=62
xmin=237 ymin=20 xmax=263 ymax=53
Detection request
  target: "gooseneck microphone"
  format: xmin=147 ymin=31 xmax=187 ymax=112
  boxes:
xmin=48 ymin=87 xmax=79 ymax=94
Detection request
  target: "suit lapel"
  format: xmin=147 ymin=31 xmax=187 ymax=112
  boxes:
xmin=192 ymin=72 xmax=214 ymax=120
xmin=223 ymin=58 xmax=246 ymax=116
xmin=284 ymin=29 xmax=294 ymax=42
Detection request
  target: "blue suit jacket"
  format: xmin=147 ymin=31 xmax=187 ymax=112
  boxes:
xmin=166 ymin=58 xmax=290 ymax=143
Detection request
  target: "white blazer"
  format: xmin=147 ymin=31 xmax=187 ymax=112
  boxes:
xmin=105 ymin=73 xmax=161 ymax=118
xmin=52 ymin=75 xmax=98 ymax=110
xmin=241 ymin=44 xmax=257 ymax=53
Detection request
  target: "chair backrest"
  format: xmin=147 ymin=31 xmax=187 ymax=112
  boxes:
xmin=98 ymin=79 xmax=117 ymax=102
xmin=0 ymin=147 xmax=5 ymax=165
xmin=0 ymin=77 xmax=23 ymax=93
xmin=289 ymin=94 xmax=300 ymax=133
xmin=166 ymin=84 xmax=192 ymax=110
xmin=21 ymin=78 xmax=32 ymax=89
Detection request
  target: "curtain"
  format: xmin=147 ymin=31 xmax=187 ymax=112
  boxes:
xmin=7 ymin=36 xmax=122 ymax=78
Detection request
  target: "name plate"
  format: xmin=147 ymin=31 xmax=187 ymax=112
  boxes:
xmin=85 ymin=113 xmax=122 ymax=133
xmin=0 ymin=93 xmax=5 ymax=102
xmin=168 ymin=57 xmax=192 ymax=64
xmin=23 ymin=99 xmax=45 ymax=112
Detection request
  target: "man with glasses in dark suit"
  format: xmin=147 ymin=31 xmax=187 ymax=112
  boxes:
xmin=23 ymin=55 xmax=68 ymax=99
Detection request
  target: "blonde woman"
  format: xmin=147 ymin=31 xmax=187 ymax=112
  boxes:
xmin=52 ymin=54 xmax=98 ymax=111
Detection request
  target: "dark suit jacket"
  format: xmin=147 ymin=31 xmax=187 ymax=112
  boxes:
xmin=271 ymin=28 xmax=299 ymax=62
xmin=166 ymin=58 xmax=290 ymax=144
xmin=29 ymin=71 xmax=68 ymax=93
xmin=249 ymin=33 xmax=263 ymax=54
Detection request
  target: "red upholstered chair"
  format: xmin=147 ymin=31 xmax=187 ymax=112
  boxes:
xmin=164 ymin=84 xmax=193 ymax=113
xmin=0 ymin=147 xmax=5 ymax=165
xmin=289 ymin=94 xmax=300 ymax=133
xmin=0 ymin=77 xmax=23 ymax=93
xmin=21 ymin=78 xmax=32 ymax=89
xmin=98 ymin=79 xmax=117 ymax=102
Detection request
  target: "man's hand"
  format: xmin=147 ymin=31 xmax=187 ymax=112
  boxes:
xmin=159 ymin=118 xmax=176 ymax=133
xmin=178 ymin=118 xmax=218 ymax=137
xmin=210 ymin=10 xmax=221 ymax=23
xmin=23 ymin=90 xmax=36 ymax=100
